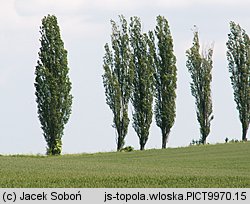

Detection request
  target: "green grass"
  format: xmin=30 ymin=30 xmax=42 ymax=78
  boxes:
xmin=0 ymin=142 xmax=250 ymax=187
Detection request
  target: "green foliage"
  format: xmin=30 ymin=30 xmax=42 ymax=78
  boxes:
xmin=148 ymin=16 xmax=177 ymax=148
xmin=186 ymin=28 xmax=214 ymax=144
xmin=0 ymin=142 xmax=250 ymax=187
xmin=120 ymin=146 xmax=134 ymax=152
xmin=190 ymin=139 xmax=202 ymax=146
xmin=226 ymin=22 xmax=250 ymax=141
xmin=229 ymin=138 xmax=240 ymax=143
xmin=46 ymin=138 xmax=62 ymax=156
xmin=129 ymin=17 xmax=154 ymax=150
xmin=35 ymin=15 xmax=73 ymax=155
xmin=102 ymin=15 xmax=133 ymax=151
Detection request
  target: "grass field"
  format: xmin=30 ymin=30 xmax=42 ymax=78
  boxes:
xmin=0 ymin=142 xmax=250 ymax=187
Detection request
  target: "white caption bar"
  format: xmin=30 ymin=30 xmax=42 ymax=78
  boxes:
xmin=0 ymin=189 xmax=249 ymax=203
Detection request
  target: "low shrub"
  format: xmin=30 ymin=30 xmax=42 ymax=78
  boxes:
xmin=120 ymin=146 xmax=134 ymax=152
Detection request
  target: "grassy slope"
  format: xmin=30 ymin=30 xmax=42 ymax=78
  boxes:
xmin=0 ymin=142 xmax=249 ymax=187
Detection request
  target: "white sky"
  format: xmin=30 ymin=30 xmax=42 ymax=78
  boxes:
xmin=0 ymin=0 xmax=249 ymax=154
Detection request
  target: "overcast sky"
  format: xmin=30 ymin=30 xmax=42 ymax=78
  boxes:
xmin=0 ymin=0 xmax=249 ymax=154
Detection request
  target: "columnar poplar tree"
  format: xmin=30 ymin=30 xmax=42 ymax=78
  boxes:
xmin=148 ymin=16 xmax=177 ymax=149
xmin=186 ymin=29 xmax=214 ymax=144
xmin=130 ymin=16 xmax=154 ymax=150
xmin=35 ymin=15 xmax=73 ymax=155
xmin=102 ymin=16 xmax=133 ymax=151
xmin=226 ymin=22 xmax=250 ymax=141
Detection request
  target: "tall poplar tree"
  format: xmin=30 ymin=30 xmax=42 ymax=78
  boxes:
xmin=226 ymin=22 xmax=250 ymax=141
xmin=102 ymin=16 xmax=133 ymax=151
xmin=186 ymin=29 xmax=214 ymax=144
xmin=130 ymin=16 xmax=154 ymax=150
xmin=35 ymin=15 xmax=73 ymax=155
xmin=148 ymin=16 xmax=177 ymax=149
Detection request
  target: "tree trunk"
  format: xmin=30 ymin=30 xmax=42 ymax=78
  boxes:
xmin=117 ymin=137 xmax=123 ymax=151
xmin=116 ymin=123 xmax=124 ymax=151
xmin=140 ymin=142 xmax=145 ymax=150
xmin=242 ymin=124 xmax=248 ymax=141
xmin=162 ymin=132 xmax=169 ymax=149
xmin=117 ymin=143 xmax=122 ymax=151
xmin=201 ymin=133 xmax=207 ymax=145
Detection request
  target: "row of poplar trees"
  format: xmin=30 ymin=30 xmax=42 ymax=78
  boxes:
xmin=103 ymin=16 xmax=250 ymax=152
xmin=103 ymin=15 xmax=177 ymax=151
xmin=33 ymin=14 xmax=249 ymax=155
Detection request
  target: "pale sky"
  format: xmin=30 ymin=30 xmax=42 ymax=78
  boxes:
xmin=0 ymin=0 xmax=249 ymax=154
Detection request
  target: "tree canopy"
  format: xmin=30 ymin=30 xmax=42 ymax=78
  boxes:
xmin=35 ymin=15 xmax=73 ymax=155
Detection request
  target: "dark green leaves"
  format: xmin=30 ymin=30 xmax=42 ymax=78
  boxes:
xmin=102 ymin=16 xmax=133 ymax=151
xmin=186 ymin=29 xmax=213 ymax=144
xmin=35 ymin=15 xmax=73 ymax=155
xmin=149 ymin=16 xmax=177 ymax=148
xmin=226 ymin=22 xmax=250 ymax=141
xmin=130 ymin=16 xmax=154 ymax=150
xmin=103 ymin=15 xmax=177 ymax=150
